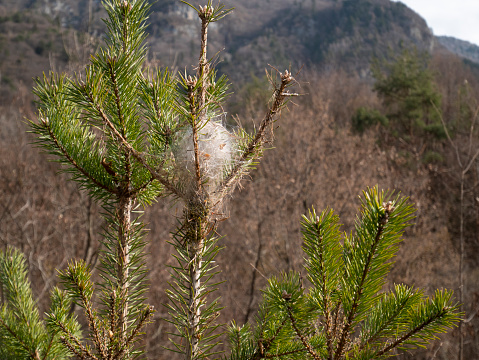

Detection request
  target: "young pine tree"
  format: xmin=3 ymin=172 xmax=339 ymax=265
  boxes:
xmin=227 ymin=187 xmax=461 ymax=360
xmin=0 ymin=0 xmax=295 ymax=359
xmin=371 ymin=48 xmax=444 ymax=140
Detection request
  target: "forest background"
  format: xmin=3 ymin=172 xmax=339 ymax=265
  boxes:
xmin=1 ymin=0 xmax=479 ymax=358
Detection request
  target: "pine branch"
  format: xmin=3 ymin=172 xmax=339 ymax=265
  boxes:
xmin=163 ymin=6 xmax=236 ymax=359
xmin=56 ymin=320 xmax=97 ymax=360
xmin=108 ymin=57 xmax=127 ymax=134
xmin=113 ymin=305 xmax=154 ymax=360
xmin=197 ymin=5 xmax=212 ymax=119
xmin=186 ymin=226 xmax=207 ymax=360
xmin=375 ymin=309 xmax=448 ymax=357
xmin=227 ymin=188 xmax=458 ymax=360
xmin=335 ymin=200 xmax=394 ymax=359
xmin=218 ymin=70 xmax=294 ymax=198
xmin=302 ymin=209 xmax=343 ymax=360
xmin=264 ymin=348 xmax=307 ymax=359
xmin=357 ymin=286 xmax=420 ymax=353
xmin=97 ymin=201 xmax=151 ymax=358
xmin=107 ymin=291 xmax=116 ymax=360
xmin=0 ymin=316 xmax=42 ymax=360
xmin=186 ymin=76 xmax=203 ymax=189
xmin=165 ymin=224 xmax=223 ymax=360
xmin=84 ymin=294 xmax=107 ymax=358
xmin=59 ymin=337 xmax=90 ymax=360
xmin=322 ymin=271 xmax=334 ymax=358
xmin=41 ymin=335 xmax=55 ymax=360
xmin=60 ymin=261 xmax=106 ymax=359
xmin=116 ymin=196 xmax=132 ymax=347
xmin=39 ymin=117 xmax=118 ymax=195
xmin=86 ymin=90 xmax=182 ymax=197
xmin=285 ymin=303 xmax=321 ymax=360
xmin=261 ymin=315 xmax=290 ymax=353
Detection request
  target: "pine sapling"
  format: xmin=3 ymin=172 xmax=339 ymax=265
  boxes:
xmin=227 ymin=187 xmax=461 ymax=360
xmin=0 ymin=0 xmax=297 ymax=359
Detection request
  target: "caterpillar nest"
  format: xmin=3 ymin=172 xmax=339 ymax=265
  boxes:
xmin=174 ymin=114 xmax=238 ymax=199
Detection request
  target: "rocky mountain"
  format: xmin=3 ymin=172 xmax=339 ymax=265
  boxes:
xmin=147 ymin=0 xmax=436 ymax=79
xmin=0 ymin=0 xmax=438 ymax=90
xmin=437 ymin=35 xmax=479 ymax=65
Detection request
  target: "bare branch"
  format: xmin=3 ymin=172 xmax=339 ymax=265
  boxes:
xmin=433 ymin=102 xmax=462 ymax=168
xmin=463 ymin=147 xmax=479 ymax=175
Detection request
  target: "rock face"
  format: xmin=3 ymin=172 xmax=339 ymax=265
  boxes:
xmin=437 ymin=36 xmax=479 ymax=65
xmin=0 ymin=0 xmax=104 ymax=29
xmin=146 ymin=0 xmax=437 ymax=79
xmin=0 ymin=0 xmax=438 ymax=80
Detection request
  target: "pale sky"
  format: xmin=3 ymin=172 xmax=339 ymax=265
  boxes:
xmin=393 ymin=0 xmax=479 ymax=46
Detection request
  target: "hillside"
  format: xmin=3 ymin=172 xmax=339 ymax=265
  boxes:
xmin=0 ymin=0 xmax=437 ymax=90
xmin=145 ymin=0 xmax=436 ymax=80
xmin=437 ymin=35 xmax=479 ymax=65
